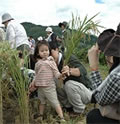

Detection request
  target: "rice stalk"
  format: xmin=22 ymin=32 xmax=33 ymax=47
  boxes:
xmin=0 ymin=71 xmax=3 ymax=124
xmin=64 ymin=13 xmax=103 ymax=65
xmin=0 ymin=42 xmax=29 ymax=124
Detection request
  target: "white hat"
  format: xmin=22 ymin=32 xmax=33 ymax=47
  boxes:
xmin=2 ymin=13 xmax=13 ymax=24
xmin=45 ymin=27 xmax=52 ymax=32
xmin=38 ymin=36 xmax=43 ymax=41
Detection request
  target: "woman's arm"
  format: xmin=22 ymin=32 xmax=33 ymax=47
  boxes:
xmin=90 ymin=71 xmax=102 ymax=89
xmin=92 ymin=72 xmax=120 ymax=105
xmin=88 ymin=45 xmax=120 ymax=105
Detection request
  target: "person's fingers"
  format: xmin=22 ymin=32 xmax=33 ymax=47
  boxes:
xmin=88 ymin=45 xmax=99 ymax=53
xmin=62 ymin=65 xmax=69 ymax=72
xmin=95 ymin=43 xmax=99 ymax=49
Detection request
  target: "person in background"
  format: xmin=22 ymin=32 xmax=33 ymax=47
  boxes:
xmin=58 ymin=21 xmax=71 ymax=53
xmin=1 ymin=13 xmax=30 ymax=55
xmin=29 ymin=40 xmax=65 ymax=122
xmin=29 ymin=36 xmax=35 ymax=48
xmin=45 ymin=26 xmax=61 ymax=61
xmin=87 ymin=26 xmax=120 ymax=124
xmin=28 ymin=36 xmax=35 ymax=54
xmin=45 ymin=27 xmax=59 ymax=49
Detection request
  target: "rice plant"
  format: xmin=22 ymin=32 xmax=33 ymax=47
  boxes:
xmin=0 ymin=42 xmax=29 ymax=124
xmin=0 ymin=43 xmax=10 ymax=124
xmin=64 ymin=13 xmax=103 ymax=65
xmin=0 ymin=71 xmax=3 ymax=124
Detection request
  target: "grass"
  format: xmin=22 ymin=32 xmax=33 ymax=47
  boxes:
xmin=82 ymin=61 xmax=109 ymax=79
xmin=0 ymin=74 xmax=3 ymax=124
xmin=0 ymin=42 xmax=29 ymax=124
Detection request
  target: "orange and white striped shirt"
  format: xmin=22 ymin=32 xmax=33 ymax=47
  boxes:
xmin=34 ymin=56 xmax=61 ymax=87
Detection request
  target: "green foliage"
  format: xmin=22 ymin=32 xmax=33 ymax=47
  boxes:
xmin=73 ymin=33 xmax=106 ymax=65
xmin=99 ymin=53 xmax=106 ymax=65
xmin=74 ymin=45 xmax=106 ymax=65
xmin=74 ymin=47 xmax=89 ymax=62
xmin=21 ymin=22 xmax=62 ymax=39
xmin=0 ymin=73 xmax=3 ymax=124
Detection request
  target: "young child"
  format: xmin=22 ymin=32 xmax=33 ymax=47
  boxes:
xmin=29 ymin=40 xmax=65 ymax=122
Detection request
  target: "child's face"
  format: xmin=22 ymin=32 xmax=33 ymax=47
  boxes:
xmin=38 ymin=44 xmax=50 ymax=59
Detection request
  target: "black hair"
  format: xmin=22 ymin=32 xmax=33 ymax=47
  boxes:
xmin=109 ymin=56 xmax=120 ymax=73
xmin=18 ymin=52 xmax=23 ymax=58
xmin=29 ymin=36 xmax=33 ymax=38
xmin=28 ymin=54 xmax=36 ymax=70
xmin=34 ymin=40 xmax=51 ymax=60
xmin=58 ymin=23 xmax=63 ymax=27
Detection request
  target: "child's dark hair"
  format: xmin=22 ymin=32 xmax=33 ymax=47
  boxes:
xmin=34 ymin=40 xmax=51 ymax=60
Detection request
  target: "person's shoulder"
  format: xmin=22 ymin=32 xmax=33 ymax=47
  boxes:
xmin=8 ymin=20 xmax=21 ymax=28
xmin=114 ymin=64 xmax=120 ymax=72
xmin=110 ymin=65 xmax=120 ymax=76
xmin=8 ymin=20 xmax=16 ymax=25
xmin=69 ymin=54 xmax=84 ymax=66
xmin=45 ymin=56 xmax=55 ymax=64
xmin=35 ymin=59 xmax=43 ymax=65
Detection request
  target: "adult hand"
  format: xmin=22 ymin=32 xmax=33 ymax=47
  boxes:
xmin=88 ymin=44 xmax=99 ymax=70
xmin=61 ymin=65 xmax=70 ymax=76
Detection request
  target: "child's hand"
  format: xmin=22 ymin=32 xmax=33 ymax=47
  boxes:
xmin=61 ymin=73 xmax=67 ymax=80
xmin=29 ymin=86 xmax=37 ymax=93
xmin=59 ymin=73 xmax=67 ymax=80
xmin=29 ymin=80 xmax=36 ymax=93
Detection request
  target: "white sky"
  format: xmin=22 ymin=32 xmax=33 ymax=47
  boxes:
xmin=0 ymin=0 xmax=120 ymax=33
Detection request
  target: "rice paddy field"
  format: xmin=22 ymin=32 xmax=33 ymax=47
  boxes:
xmin=0 ymin=42 xmax=108 ymax=124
